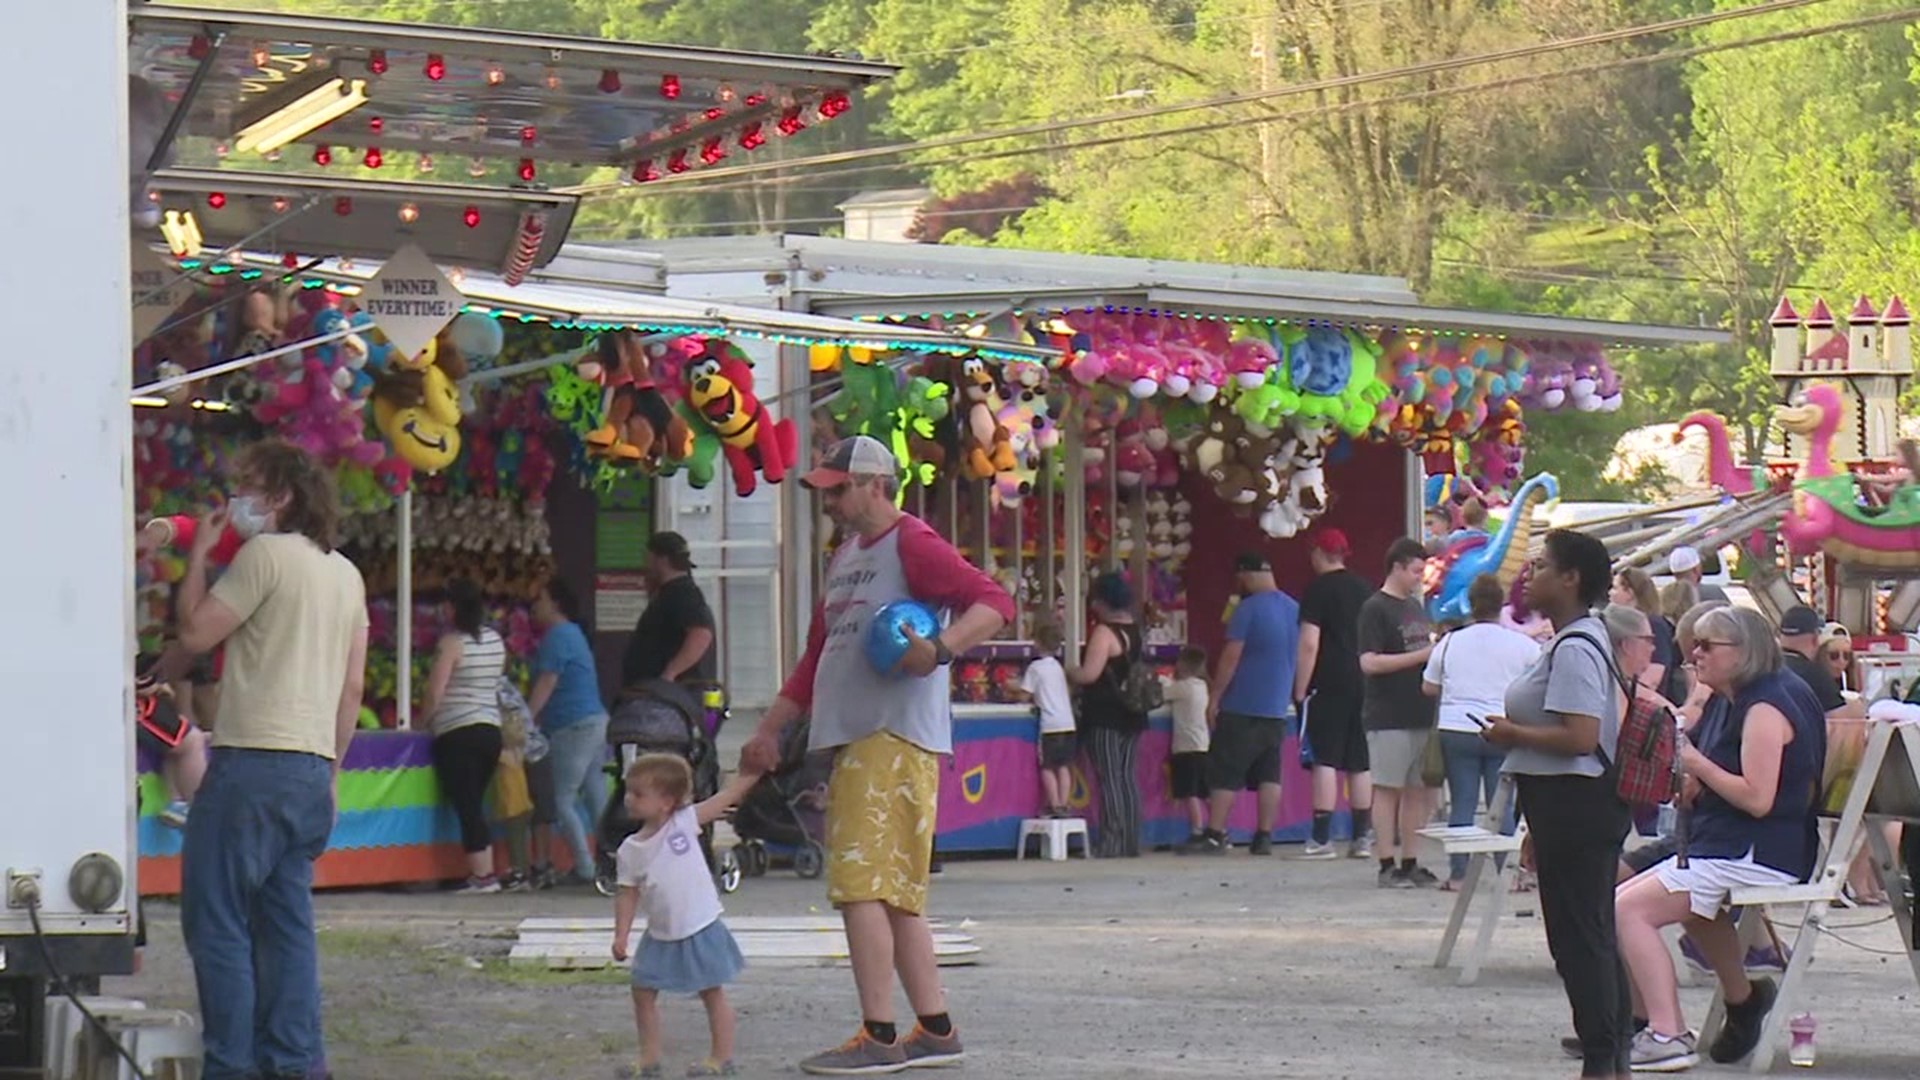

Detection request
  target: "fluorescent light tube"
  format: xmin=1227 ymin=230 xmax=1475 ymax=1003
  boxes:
xmin=235 ymin=78 xmax=369 ymax=155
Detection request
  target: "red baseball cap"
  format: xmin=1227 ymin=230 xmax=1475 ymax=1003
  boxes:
xmin=1309 ymin=527 xmax=1351 ymax=556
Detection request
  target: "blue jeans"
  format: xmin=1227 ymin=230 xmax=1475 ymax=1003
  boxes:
xmin=181 ymin=748 xmax=335 ymax=1080
xmin=1440 ymin=731 xmax=1514 ymax=881
xmin=544 ymin=713 xmax=609 ymax=878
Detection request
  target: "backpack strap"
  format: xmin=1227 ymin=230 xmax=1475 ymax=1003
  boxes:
xmin=1547 ymin=626 xmax=1631 ymax=771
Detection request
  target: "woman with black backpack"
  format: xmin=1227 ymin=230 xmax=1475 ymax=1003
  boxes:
xmin=1069 ymin=572 xmax=1149 ymax=858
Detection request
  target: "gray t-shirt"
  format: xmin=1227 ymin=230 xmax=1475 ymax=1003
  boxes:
xmin=1500 ymin=616 xmax=1620 ymax=778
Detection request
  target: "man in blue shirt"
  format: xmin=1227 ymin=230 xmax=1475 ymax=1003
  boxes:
xmin=1184 ymin=552 xmax=1299 ymax=855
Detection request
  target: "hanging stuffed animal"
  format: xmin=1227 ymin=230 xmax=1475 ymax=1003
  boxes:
xmin=956 ymin=357 xmax=1016 ymax=479
xmin=371 ymin=335 xmax=467 ymax=474
xmin=683 ymin=340 xmax=797 ymax=496
xmin=581 ymin=329 xmax=693 ymax=470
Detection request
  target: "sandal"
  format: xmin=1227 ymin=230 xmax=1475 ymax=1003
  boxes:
xmin=1510 ymin=871 xmax=1537 ymax=894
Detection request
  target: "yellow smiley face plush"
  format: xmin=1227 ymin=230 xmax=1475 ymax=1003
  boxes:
xmin=374 ymin=364 xmax=462 ymax=472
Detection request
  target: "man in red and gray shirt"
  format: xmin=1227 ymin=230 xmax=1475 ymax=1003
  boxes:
xmin=743 ymin=435 xmax=1013 ymax=1075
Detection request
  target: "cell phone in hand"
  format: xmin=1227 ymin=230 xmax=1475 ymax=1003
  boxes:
xmin=1466 ymin=713 xmax=1492 ymax=730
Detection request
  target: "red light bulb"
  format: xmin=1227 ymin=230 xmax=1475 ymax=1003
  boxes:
xmin=699 ymin=138 xmax=726 ymax=165
xmin=776 ymin=107 xmax=806 ymax=136
xmin=486 ymin=64 xmax=506 ymax=86
xmin=313 ymin=146 xmax=332 ymax=166
xmin=667 ymin=149 xmax=690 ymax=174
xmin=598 ymin=69 xmax=622 ymax=94
xmin=424 ymin=54 xmax=446 ymax=81
xmin=188 ymin=36 xmax=211 ymax=61
xmin=283 ymin=252 xmax=300 ymax=269
xmin=659 ymin=74 xmax=681 ymax=100
xmin=704 ymin=107 xmax=724 ymax=121
xmin=517 ymin=158 xmax=536 ymax=182
xmin=363 ymin=147 xmax=383 ymax=169
xmin=369 ymin=116 xmax=384 ymax=134
xmin=368 ymin=49 xmax=388 ymax=75
xmin=739 ymin=123 xmax=766 ymax=150
xmin=334 ymin=197 xmax=353 ymax=216
xmin=272 ymin=197 xmax=291 ymax=213
xmin=520 ymin=125 xmax=537 ymax=145
xmin=462 ymin=206 xmax=481 ymax=229
xmin=632 ymin=160 xmax=660 ymax=183
xmin=207 ymin=192 xmax=227 ymax=209
xmin=744 ymin=92 xmax=767 ymax=107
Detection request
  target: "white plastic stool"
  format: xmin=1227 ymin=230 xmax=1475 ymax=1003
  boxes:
xmin=1016 ymin=817 xmax=1089 ymax=861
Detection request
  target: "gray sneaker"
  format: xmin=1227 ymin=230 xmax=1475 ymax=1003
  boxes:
xmin=1294 ymin=840 xmax=1339 ymax=860
xmin=800 ymin=1032 xmax=910 ymax=1075
xmin=686 ymin=1060 xmax=737 ymax=1077
xmin=901 ymin=1024 xmax=965 ymax=1068
xmin=1348 ymin=831 xmax=1375 ymax=859
xmin=1405 ymin=865 xmax=1441 ymax=888
xmin=1630 ymin=1028 xmax=1698 ymax=1072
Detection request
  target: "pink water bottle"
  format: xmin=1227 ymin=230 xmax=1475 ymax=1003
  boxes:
xmin=1788 ymin=1013 xmax=1817 ymax=1067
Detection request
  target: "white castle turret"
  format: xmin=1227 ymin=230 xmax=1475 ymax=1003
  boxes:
xmin=1768 ymin=295 xmax=1915 ymax=463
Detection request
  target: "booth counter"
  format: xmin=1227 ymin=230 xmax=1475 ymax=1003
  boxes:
xmin=135 ymin=706 xmax=1346 ymax=894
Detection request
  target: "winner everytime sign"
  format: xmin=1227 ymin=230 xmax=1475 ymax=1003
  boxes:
xmin=364 ymin=244 xmax=463 ymax=361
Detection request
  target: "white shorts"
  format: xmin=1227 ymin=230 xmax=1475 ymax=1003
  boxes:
xmin=1650 ymin=852 xmax=1797 ymax=920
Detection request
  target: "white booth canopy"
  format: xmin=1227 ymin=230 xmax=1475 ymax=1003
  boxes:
xmin=229 ymin=253 xmax=1056 ymax=359
xmin=564 ymin=234 xmax=1731 ymax=348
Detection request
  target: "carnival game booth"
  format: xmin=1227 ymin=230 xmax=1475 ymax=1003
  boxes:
xmin=123 ymin=6 xmax=1054 ymax=893
xmin=552 ymin=235 xmax=1723 ymax=852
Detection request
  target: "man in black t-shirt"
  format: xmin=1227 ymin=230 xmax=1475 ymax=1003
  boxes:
xmin=619 ymin=531 xmax=717 ymax=690
xmin=1777 ymin=605 xmax=1854 ymax=716
xmin=1357 ymin=538 xmax=1438 ymax=888
xmin=1293 ymin=528 xmax=1378 ymax=859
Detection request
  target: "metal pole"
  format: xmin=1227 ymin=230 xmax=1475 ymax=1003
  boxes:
xmin=396 ymin=485 xmax=413 ymax=729
xmin=1063 ymin=422 xmax=1086 ymax=663
xmin=1011 ymin=496 xmax=1024 ymax=639
xmin=1040 ymin=459 xmax=1056 ymax=619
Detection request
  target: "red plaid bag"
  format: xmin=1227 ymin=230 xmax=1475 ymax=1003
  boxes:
xmin=1555 ymin=630 xmax=1679 ymax=809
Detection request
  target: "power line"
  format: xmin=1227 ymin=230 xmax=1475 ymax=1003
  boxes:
xmin=611 ymin=5 xmax=1916 ymax=200
xmin=566 ymin=0 xmax=1844 ymax=197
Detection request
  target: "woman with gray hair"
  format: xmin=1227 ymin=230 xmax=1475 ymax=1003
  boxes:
xmin=1611 ymin=607 xmax=1826 ymax=1071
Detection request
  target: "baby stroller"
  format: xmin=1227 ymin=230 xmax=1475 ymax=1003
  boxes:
xmin=731 ymin=718 xmax=831 ymax=880
xmin=592 ymin=679 xmax=742 ymax=896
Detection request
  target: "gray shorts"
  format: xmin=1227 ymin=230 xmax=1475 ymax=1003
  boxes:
xmin=1366 ymin=728 xmax=1433 ymax=789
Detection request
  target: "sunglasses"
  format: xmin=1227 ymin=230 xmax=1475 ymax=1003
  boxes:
xmin=1692 ymin=639 xmax=1737 ymax=653
xmin=1831 ymin=652 xmax=1853 ymax=663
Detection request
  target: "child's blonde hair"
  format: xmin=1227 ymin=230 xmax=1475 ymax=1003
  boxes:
xmin=625 ymin=753 xmax=695 ymax=805
xmin=1032 ymin=616 xmax=1064 ymax=655
xmin=1176 ymin=644 xmax=1208 ymax=678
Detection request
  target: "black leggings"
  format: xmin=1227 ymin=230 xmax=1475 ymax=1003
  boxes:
xmin=432 ymin=724 xmax=504 ymax=855
xmin=1518 ymin=773 xmax=1632 ymax=1078
xmin=1084 ymin=726 xmax=1142 ymax=858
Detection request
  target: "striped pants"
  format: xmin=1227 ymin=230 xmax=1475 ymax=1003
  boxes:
xmin=1084 ymin=726 xmax=1142 ymax=858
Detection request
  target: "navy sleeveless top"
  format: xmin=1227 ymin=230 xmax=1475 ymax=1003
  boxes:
xmin=1687 ymin=670 xmax=1827 ymax=880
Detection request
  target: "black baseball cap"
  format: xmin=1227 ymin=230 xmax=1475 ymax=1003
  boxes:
xmin=1778 ymin=605 xmax=1822 ymax=637
xmin=647 ymin=530 xmax=696 ymax=570
xmin=1234 ymin=552 xmax=1272 ymax=573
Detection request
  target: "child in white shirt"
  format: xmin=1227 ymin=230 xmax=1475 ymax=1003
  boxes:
xmin=1163 ymin=646 xmax=1211 ymax=841
xmin=1018 ymin=619 xmax=1077 ymax=817
xmin=611 ymin=754 xmax=761 ymax=1078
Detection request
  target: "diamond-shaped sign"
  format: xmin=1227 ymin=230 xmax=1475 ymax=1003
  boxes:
xmin=131 ymin=245 xmax=191 ymax=346
xmin=364 ymin=244 xmax=463 ymax=362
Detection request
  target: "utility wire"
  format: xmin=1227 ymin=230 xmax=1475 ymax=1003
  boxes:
xmin=565 ymin=0 xmax=1844 ymax=197
xmin=608 ymin=5 xmax=1916 ymax=201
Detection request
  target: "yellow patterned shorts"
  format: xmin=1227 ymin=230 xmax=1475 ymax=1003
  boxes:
xmin=825 ymin=731 xmax=940 ymax=915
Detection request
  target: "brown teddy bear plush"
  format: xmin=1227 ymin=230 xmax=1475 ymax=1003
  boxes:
xmin=583 ymin=330 xmax=693 ymax=470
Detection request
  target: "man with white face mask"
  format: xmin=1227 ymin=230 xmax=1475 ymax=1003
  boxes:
xmin=158 ymin=439 xmax=368 ymax=1080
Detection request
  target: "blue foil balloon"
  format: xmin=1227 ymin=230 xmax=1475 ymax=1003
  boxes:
xmin=865 ymin=599 xmax=942 ymax=676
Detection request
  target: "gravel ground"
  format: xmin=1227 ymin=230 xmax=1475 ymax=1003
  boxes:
xmin=112 ymin=850 xmax=1918 ymax=1079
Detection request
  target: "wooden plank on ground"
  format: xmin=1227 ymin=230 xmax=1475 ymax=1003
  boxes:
xmin=515 ymin=915 xmax=949 ymax=934
xmin=507 ymin=938 xmax=981 ymax=971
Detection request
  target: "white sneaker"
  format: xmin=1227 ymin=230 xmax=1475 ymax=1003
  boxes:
xmin=1631 ymin=1028 xmax=1699 ymax=1072
xmin=455 ymin=876 xmax=502 ymax=895
xmin=1348 ymin=832 xmax=1375 ymax=860
xmin=1294 ymin=840 xmax=1339 ymax=860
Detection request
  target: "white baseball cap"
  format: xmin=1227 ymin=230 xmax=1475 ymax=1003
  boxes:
xmin=799 ymin=435 xmax=897 ymax=489
xmin=1668 ymin=546 xmax=1702 ymax=574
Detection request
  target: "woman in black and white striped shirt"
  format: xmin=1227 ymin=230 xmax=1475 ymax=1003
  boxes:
xmin=420 ymin=578 xmax=509 ymax=893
